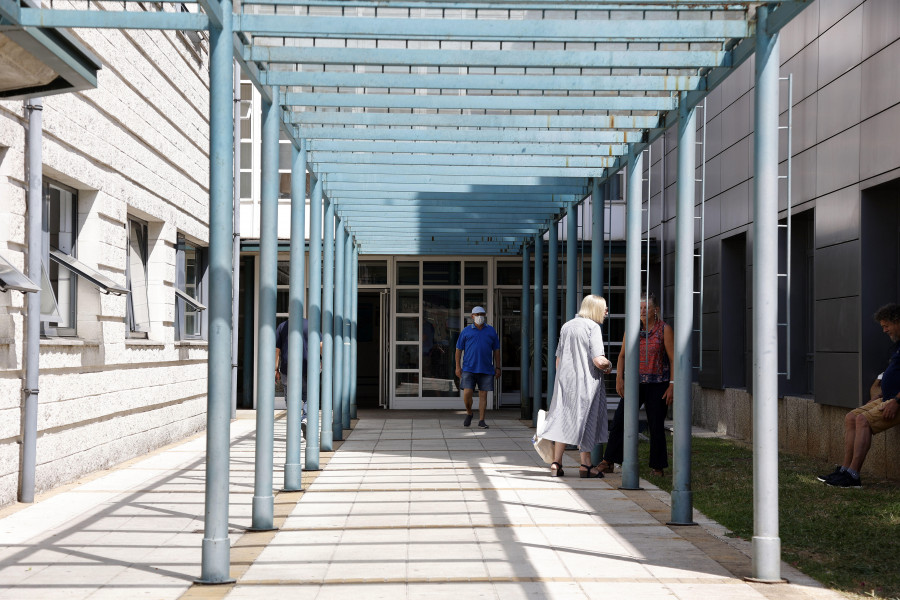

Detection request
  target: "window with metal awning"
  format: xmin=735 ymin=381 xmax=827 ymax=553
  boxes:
xmin=0 ymin=252 xmax=39 ymax=293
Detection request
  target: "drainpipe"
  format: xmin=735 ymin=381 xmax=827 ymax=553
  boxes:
xmin=231 ymin=60 xmax=241 ymax=420
xmin=20 ymin=98 xmax=42 ymax=504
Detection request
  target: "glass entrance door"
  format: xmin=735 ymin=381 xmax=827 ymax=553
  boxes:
xmin=391 ymin=259 xmax=489 ymax=409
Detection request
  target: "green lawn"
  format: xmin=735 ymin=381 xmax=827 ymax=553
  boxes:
xmin=638 ymin=434 xmax=900 ymax=600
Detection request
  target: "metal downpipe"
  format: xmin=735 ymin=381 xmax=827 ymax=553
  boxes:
xmin=751 ymin=4 xmax=782 ymax=582
xmin=532 ymin=234 xmax=543 ymax=424
xmin=349 ymin=244 xmax=358 ymax=420
xmin=332 ymin=220 xmax=345 ymax=442
xmin=305 ymin=177 xmax=323 ymax=470
xmin=20 ymin=98 xmax=42 ymax=505
xmin=320 ymin=199 xmax=335 ymax=452
xmin=284 ymin=140 xmax=306 ymax=491
xmin=671 ymin=98 xmax=697 ymax=525
xmin=566 ymin=205 xmax=577 ymax=320
xmin=547 ymin=224 xmax=558 ymax=409
xmin=341 ymin=232 xmax=352 ymax=430
xmin=231 ymin=61 xmax=241 ymax=421
xmin=200 ymin=0 xmax=235 ymax=579
xmin=251 ymin=84 xmax=279 ymax=531
xmin=621 ymin=152 xmax=643 ymax=491
xmin=590 ymin=177 xmax=605 ymax=467
xmin=521 ymin=243 xmax=531 ymax=422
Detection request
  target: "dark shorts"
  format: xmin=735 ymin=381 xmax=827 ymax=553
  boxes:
xmin=460 ymin=371 xmax=494 ymax=392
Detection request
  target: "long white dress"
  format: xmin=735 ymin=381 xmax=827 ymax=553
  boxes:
xmin=540 ymin=316 xmax=607 ymax=452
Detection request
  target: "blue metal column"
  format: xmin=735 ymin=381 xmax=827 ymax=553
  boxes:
xmin=521 ymin=243 xmax=531 ymax=422
xmin=590 ymin=177 xmax=606 ymax=467
xmin=671 ymin=99 xmax=697 ymax=525
xmin=199 ymin=0 xmax=234 ymax=579
xmin=320 ymin=198 xmax=335 ymax=452
xmin=621 ymin=152 xmax=643 ymax=491
xmin=305 ymin=176 xmax=323 ymax=470
xmin=350 ymin=244 xmax=359 ymax=420
xmin=532 ymin=234 xmax=543 ymax=423
xmin=547 ymin=224 xmax=558 ymax=408
xmin=332 ymin=219 xmax=345 ymax=441
xmin=284 ymin=140 xmax=306 ymax=492
xmin=251 ymin=84 xmax=279 ymax=531
xmin=752 ymin=4 xmax=782 ymax=581
xmin=342 ymin=231 xmax=353 ymax=430
xmin=566 ymin=206 xmax=578 ymax=320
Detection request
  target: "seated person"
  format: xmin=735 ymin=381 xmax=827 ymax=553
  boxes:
xmin=819 ymin=303 xmax=900 ymax=488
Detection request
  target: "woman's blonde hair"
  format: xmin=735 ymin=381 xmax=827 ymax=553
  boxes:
xmin=577 ymin=294 xmax=607 ymax=324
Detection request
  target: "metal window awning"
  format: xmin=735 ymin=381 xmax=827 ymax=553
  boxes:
xmin=0 ymin=252 xmax=39 ymax=293
xmin=175 ymin=287 xmax=207 ymax=311
xmin=49 ymin=248 xmax=129 ymax=295
xmin=0 ymin=0 xmax=101 ymax=99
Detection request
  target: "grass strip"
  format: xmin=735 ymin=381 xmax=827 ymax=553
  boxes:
xmin=639 ymin=433 xmax=900 ymax=600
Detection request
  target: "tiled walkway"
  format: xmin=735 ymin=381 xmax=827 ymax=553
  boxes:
xmin=0 ymin=411 xmax=845 ymax=599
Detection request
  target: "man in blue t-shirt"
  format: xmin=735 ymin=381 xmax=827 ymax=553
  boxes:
xmin=275 ymin=318 xmax=309 ymax=437
xmin=819 ymin=303 xmax=900 ymax=488
xmin=455 ymin=306 xmax=501 ymax=429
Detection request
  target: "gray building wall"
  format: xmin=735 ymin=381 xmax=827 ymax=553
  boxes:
xmin=0 ymin=24 xmax=211 ymax=506
xmin=639 ymin=0 xmax=900 ymax=476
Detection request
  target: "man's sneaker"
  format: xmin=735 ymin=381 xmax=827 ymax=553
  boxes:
xmin=826 ymin=471 xmax=862 ymax=488
xmin=478 ymin=420 xmax=489 ymax=429
xmin=817 ymin=466 xmax=842 ymax=483
xmin=463 ymin=414 xmax=473 ymax=427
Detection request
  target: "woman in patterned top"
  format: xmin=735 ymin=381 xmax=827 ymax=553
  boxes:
xmin=539 ymin=295 xmax=614 ymax=478
xmin=598 ymin=292 xmax=674 ymax=477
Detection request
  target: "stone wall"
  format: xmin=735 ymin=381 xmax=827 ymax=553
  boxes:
xmin=0 ymin=20 xmax=211 ymax=506
xmin=691 ymin=384 xmax=900 ymax=481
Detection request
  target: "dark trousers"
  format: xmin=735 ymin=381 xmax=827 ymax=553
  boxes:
xmin=603 ymin=381 xmax=669 ymax=470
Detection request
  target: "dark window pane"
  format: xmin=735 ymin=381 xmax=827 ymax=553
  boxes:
xmin=496 ymin=261 xmax=522 ymax=286
xmin=608 ymin=261 xmax=626 ymax=286
xmin=397 ymin=317 xmax=418 ymax=342
xmin=397 ymin=261 xmax=419 ymax=285
xmin=395 ymin=372 xmax=419 ymax=397
xmin=464 ymin=290 xmax=486 ymax=315
xmin=396 ymin=290 xmax=418 ymax=314
xmin=359 ymin=261 xmax=387 ymax=285
xmin=277 ymin=289 xmax=289 ymax=314
xmin=501 ymin=369 xmax=520 ymax=394
xmin=277 ymin=262 xmax=290 ymax=285
xmin=396 ymin=345 xmax=419 ymax=370
xmin=422 ymin=289 xmax=461 ymax=397
xmin=423 ymin=261 xmax=460 ymax=286
xmin=608 ymin=317 xmax=625 ymax=343
xmin=465 ymin=261 xmax=487 ymax=286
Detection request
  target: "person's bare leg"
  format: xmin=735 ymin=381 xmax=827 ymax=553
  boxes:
xmin=849 ymin=414 xmax=873 ymax=473
xmin=551 ymin=441 xmax=566 ymax=475
xmin=463 ymin=388 xmax=474 ymax=415
xmin=841 ymin=411 xmax=857 ymax=468
xmin=478 ymin=390 xmax=487 ymax=421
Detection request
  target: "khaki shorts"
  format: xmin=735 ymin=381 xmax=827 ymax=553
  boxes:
xmin=851 ymin=399 xmax=900 ymax=434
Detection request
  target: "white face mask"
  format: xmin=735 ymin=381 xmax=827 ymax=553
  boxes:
xmin=473 ymin=315 xmax=485 ymax=326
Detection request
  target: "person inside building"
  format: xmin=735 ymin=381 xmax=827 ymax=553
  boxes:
xmin=598 ymin=291 xmax=674 ymax=477
xmin=539 ymin=295 xmax=613 ymax=478
xmin=455 ymin=306 xmax=501 ymax=429
xmin=819 ymin=303 xmax=900 ymax=488
xmin=275 ymin=317 xmax=309 ymax=438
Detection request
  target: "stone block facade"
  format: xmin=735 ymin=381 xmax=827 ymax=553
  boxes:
xmin=0 ymin=23 xmax=211 ymax=507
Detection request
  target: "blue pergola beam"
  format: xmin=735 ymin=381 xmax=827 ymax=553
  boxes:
xmin=242 ymin=1 xmax=764 ymax=9
xmin=264 ymin=71 xmax=704 ymax=93
xmin=236 ymin=14 xmax=750 ymax=41
xmin=297 ymin=128 xmax=640 ymax=144
xmin=311 ymin=153 xmax=616 ymax=168
xmin=333 ymin=199 xmax=571 ymax=209
xmin=325 ymin=173 xmax=587 ymax=186
xmin=313 ymin=163 xmax=607 ymax=178
xmin=17 ymin=7 xmax=210 ymax=29
xmin=285 ymin=92 xmax=675 ymax=112
xmin=307 ymin=140 xmax=626 ymax=157
xmin=247 ymin=46 xmax=729 ymax=69
xmin=289 ymin=111 xmax=660 ymax=129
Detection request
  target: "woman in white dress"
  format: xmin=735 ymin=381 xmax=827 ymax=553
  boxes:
xmin=540 ymin=295 xmax=613 ymax=478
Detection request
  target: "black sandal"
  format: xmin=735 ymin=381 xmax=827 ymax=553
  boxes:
xmin=579 ymin=464 xmax=604 ymax=479
xmin=550 ymin=462 xmax=565 ymax=477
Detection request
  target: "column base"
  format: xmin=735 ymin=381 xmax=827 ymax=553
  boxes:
xmin=250 ymin=495 xmax=275 ymax=531
xmin=668 ymin=490 xmax=696 ymax=525
xmin=283 ymin=463 xmax=303 ymax=491
xmin=197 ymin=536 xmax=235 ymax=584
xmin=750 ymin=535 xmax=783 ymax=582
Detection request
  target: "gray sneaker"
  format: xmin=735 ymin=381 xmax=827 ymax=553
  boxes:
xmin=826 ymin=471 xmax=861 ymax=488
xmin=478 ymin=420 xmax=489 ymax=429
xmin=463 ymin=414 xmax=473 ymax=427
